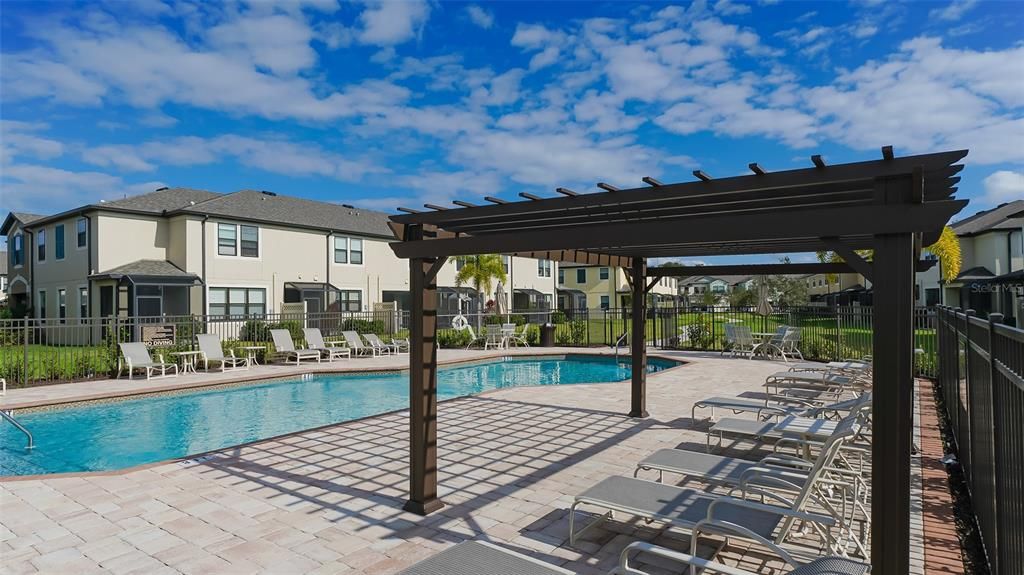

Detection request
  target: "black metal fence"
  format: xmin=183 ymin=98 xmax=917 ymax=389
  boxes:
xmin=937 ymin=306 xmax=1024 ymax=575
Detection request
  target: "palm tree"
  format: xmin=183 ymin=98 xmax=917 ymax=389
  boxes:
xmin=454 ymin=255 xmax=507 ymax=327
xmin=816 ymin=224 xmax=961 ymax=283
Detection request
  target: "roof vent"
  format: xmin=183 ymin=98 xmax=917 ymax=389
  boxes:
xmin=261 ymin=190 xmax=277 ymax=197
xmin=156 ymin=186 xmax=169 ymax=191
xmin=189 ymin=200 xmax=195 ymax=206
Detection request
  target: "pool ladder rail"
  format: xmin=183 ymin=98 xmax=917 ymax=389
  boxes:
xmin=1 ymin=410 xmax=34 ymax=450
xmin=613 ymin=332 xmax=629 ymax=365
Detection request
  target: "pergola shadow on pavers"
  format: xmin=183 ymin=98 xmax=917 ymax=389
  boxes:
xmin=388 ymin=147 xmax=968 ymax=573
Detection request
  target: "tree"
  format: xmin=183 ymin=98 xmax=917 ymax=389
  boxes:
xmin=454 ymin=255 xmax=507 ymax=320
xmin=701 ymin=290 xmax=719 ymax=307
xmin=728 ymin=287 xmax=757 ymax=307
xmin=758 ymin=260 xmax=810 ymax=307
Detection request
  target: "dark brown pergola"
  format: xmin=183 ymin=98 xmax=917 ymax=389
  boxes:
xmin=387 ymin=147 xmax=967 ymax=573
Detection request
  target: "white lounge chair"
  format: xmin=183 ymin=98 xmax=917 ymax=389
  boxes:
xmin=615 ymin=542 xmax=868 ymax=575
xmin=339 ymin=331 xmax=374 ymax=356
xmin=118 ymin=342 xmax=178 ymax=380
xmin=691 ymin=393 xmax=838 ymax=422
xmin=270 ymin=329 xmax=321 ymax=365
xmin=303 ymin=328 xmax=351 ymax=362
xmin=508 ymin=323 xmax=530 ymax=347
xmin=196 ymin=334 xmax=247 ymax=372
xmin=391 ymin=337 xmax=410 ymax=354
xmin=361 ymin=333 xmax=395 ymax=355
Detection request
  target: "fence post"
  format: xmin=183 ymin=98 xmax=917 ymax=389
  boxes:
xmin=22 ymin=319 xmax=30 ymax=386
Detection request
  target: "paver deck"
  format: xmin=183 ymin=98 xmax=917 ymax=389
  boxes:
xmin=0 ymin=350 xmax=933 ymax=574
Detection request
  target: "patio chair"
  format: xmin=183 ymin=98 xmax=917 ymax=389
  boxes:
xmin=303 ymin=328 xmax=352 ymax=362
xmin=764 ymin=370 xmax=867 ymax=398
xmin=118 ymin=342 xmax=178 ymax=380
xmin=391 ymin=337 xmax=410 ymax=354
xmin=509 ymin=323 xmax=530 ymax=347
xmin=721 ymin=323 xmax=736 ymax=356
xmin=691 ymin=391 xmax=851 ymax=422
xmin=270 ymin=329 xmax=321 ymax=365
xmin=615 ymin=542 xmax=869 ymax=575
xmin=483 ymin=326 xmax=505 ymax=350
xmin=758 ymin=326 xmax=790 ymax=360
xmin=731 ymin=325 xmax=761 ymax=359
xmin=342 ymin=331 xmax=376 ymax=356
xmin=780 ymin=327 xmax=804 ymax=361
xmin=196 ymin=334 xmax=247 ymax=372
xmin=362 ymin=333 xmax=396 ymax=355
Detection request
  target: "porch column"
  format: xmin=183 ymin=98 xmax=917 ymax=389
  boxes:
xmin=630 ymin=258 xmax=649 ymax=418
xmin=405 ymin=244 xmax=443 ymax=515
xmin=870 ymin=176 xmax=917 ymax=573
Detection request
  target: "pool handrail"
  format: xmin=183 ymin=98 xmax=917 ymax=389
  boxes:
xmin=1 ymin=409 xmax=34 ymax=450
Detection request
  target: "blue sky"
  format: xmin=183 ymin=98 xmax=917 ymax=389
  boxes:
xmin=1 ymin=0 xmax=1022 ymax=264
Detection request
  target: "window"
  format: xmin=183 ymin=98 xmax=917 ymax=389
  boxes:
xmin=339 ymin=290 xmax=362 ymax=312
xmin=599 ymin=267 xmax=609 ymax=280
xmin=37 ymin=229 xmax=46 ymax=262
xmin=38 ymin=290 xmax=46 ymax=319
xmin=240 ymin=225 xmax=258 ymax=257
xmin=334 ymin=236 xmax=363 ymax=264
xmin=217 ymin=223 xmax=236 ymax=256
xmin=558 ymin=269 xmax=565 ymax=284
xmin=537 ymin=259 xmax=552 ymax=277
xmin=12 ymin=234 xmax=23 ymax=266
xmin=58 ymin=289 xmax=66 ymax=323
xmin=208 ymin=287 xmax=266 ymax=317
xmin=77 ymin=218 xmax=87 ymax=248
xmin=55 ymin=224 xmax=65 ymax=260
xmin=600 ymin=295 xmax=610 ymax=310
xmin=455 ymin=257 xmax=465 ymax=271
xmin=576 ymin=268 xmax=586 ymax=283
xmin=502 ymin=255 xmax=510 ymax=274
xmin=79 ymin=287 xmax=88 ymax=320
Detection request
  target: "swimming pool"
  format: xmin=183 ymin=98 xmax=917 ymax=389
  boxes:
xmin=0 ymin=355 xmax=678 ymax=476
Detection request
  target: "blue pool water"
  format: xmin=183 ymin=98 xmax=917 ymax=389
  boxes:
xmin=0 ymin=355 xmax=677 ymax=476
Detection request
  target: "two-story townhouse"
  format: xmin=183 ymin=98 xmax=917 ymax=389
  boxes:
xmin=676 ymin=275 xmax=753 ymax=305
xmin=3 ymin=187 xmax=560 ymax=324
xmin=556 ymin=264 xmax=677 ymax=310
xmin=941 ymin=200 xmax=1024 ymax=324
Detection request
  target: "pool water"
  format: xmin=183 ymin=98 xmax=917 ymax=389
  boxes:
xmin=0 ymin=355 xmax=677 ymax=476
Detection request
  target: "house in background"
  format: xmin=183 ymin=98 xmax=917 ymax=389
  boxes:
xmin=940 ymin=200 xmax=1024 ymax=325
xmin=3 ymin=187 xmax=559 ymax=324
xmin=0 ymin=250 xmax=7 ymax=304
xmin=677 ymin=275 xmax=753 ymax=305
xmin=556 ymin=264 xmax=678 ymax=310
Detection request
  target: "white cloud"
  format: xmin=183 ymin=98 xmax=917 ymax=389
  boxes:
xmin=929 ymin=0 xmax=979 ymax=22
xmin=511 ymin=23 xmax=568 ymax=71
xmin=983 ymin=171 xmax=1024 ymax=205
xmin=358 ymin=0 xmax=430 ymax=46
xmin=713 ymin=0 xmax=752 ymax=16
xmin=465 ymin=5 xmax=494 ymax=29
xmin=0 ymin=164 xmax=159 ymax=212
xmin=206 ymin=13 xmax=317 ymax=75
xmin=0 ymin=121 xmax=65 ymax=165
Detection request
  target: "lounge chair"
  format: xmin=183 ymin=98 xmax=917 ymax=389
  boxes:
xmin=615 ymin=542 xmax=869 ymax=575
xmin=509 ymin=323 xmax=530 ymax=347
xmin=118 ymin=342 xmax=178 ymax=380
xmin=196 ymin=334 xmax=247 ymax=372
xmin=691 ymin=393 xmax=832 ymax=422
xmin=396 ymin=541 xmax=574 ymax=575
xmin=270 ymin=329 xmax=321 ymax=365
xmin=568 ymin=475 xmax=840 ymax=556
xmin=342 ymin=331 xmax=375 ymax=356
xmin=731 ymin=325 xmax=761 ymax=359
xmin=362 ymin=333 xmax=396 ymax=355
xmin=303 ymin=328 xmax=351 ymax=362
xmin=391 ymin=337 xmax=410 ymax=354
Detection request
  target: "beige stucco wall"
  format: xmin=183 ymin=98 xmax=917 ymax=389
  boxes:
xmin=95 ymin=213 xmax=169 ymax=272
xmin=28 ymin=216 xmax=93 ymax=321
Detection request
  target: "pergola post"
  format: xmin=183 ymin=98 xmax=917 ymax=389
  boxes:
xmin=629 ymin=258 xmax=649 ymax=418
xmin=405 ymin=226 xmax=444 ymax=516
xmin=870 ymin=176 xmax=917 ymax=573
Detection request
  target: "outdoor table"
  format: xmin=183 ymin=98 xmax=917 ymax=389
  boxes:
xmin=239 ymin=345 xmax=266 ymax=367
xmin=170 ymin=350 xmax=203 ymax=375
xmin=772 ymin=415 xmax=839 ymax=459
xmin=752 ymin=332 xmax=777 ymax=358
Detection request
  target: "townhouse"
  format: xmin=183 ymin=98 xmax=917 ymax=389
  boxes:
xmin=677 ymin=275 xmax=755 ymax=305
xmin=2 ymin=187 xmax=560 ymax=323
xmin=556 ymin=263 xmax=679 ymax=310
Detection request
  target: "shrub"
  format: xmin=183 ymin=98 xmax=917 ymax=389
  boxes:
xmin=269 ymin=320 xmax=304 ymax=343
xmin=525 ymin=324 xmax=540 ymax=345
xmin=240 ymin=319 xmax=271 ymax=342
xmin=341 ymin=319 xmax=386 ymax=336
xmin=685 ymin=314 xmax=715 ymax=349
xmin=550 ymin=310 xmax=568 ymax=324
xmin=568 ymin=320 xmax=587 ymax=345
xmin=437 ymin=329 xmax=473 ymax=348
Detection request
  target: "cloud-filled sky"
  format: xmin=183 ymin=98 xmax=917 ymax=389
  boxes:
xmin=1 ymin=0 xmax=1022 ymax=263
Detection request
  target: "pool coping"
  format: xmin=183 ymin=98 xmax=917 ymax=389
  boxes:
xmin=0 ymin=350 xmax=687 ymax=481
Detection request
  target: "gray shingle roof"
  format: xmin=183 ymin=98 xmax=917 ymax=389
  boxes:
xmin=11 ymin=212 xmax=46 ymax=225
xmin=955 ymin=266 xmax=995 ymax=281
xmin=92 ymin=259 xmax=198 ymax=279
xmin=101 ymin=187 xmax=223 ymax=213
xmin=178 ymin=190 xmax=393 ymax=237
xmin=952 ymin=200 xmax=1024 ymax=236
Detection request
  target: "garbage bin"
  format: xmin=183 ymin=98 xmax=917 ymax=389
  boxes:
xmin=540 ymin=323 xmax=556 ymax=347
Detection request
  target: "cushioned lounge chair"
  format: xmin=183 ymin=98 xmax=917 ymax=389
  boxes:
xmin=197 ymin=334 xmax=247 ymax=372
xmin=303 ymin=328 xmax=351 ymax=362
xmin=270 ymin=329 xmax=321 ymax=365
xmin=118 ymin=342 xmax=178 ymax=380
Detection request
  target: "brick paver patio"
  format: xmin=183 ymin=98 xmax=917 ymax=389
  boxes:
xmin=0 ymin=350 xmax=940 ymax=574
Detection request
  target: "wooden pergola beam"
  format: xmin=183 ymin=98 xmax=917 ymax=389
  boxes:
xmin=647 ymin=260 xmax=936 ymax=277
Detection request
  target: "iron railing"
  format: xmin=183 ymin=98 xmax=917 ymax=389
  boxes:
xmin=937 ymin=306 xmax=1024 ymax=575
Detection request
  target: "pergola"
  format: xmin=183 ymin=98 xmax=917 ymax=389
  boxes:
xmin=387 ymin=147 xmax=968 ymax=573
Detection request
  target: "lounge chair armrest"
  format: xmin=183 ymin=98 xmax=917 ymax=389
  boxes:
xmin=707 ymin=495 xmax=837 ymax=527
xmin=740 ymin=465 xmax=809 ymax=484
xmin=758 ymin=453 xmax=814 ymax=468
xmin=325 ymin=340 xmax=347 ymax=347
xmin=614 ymin=542 xmax=753 ymax=575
